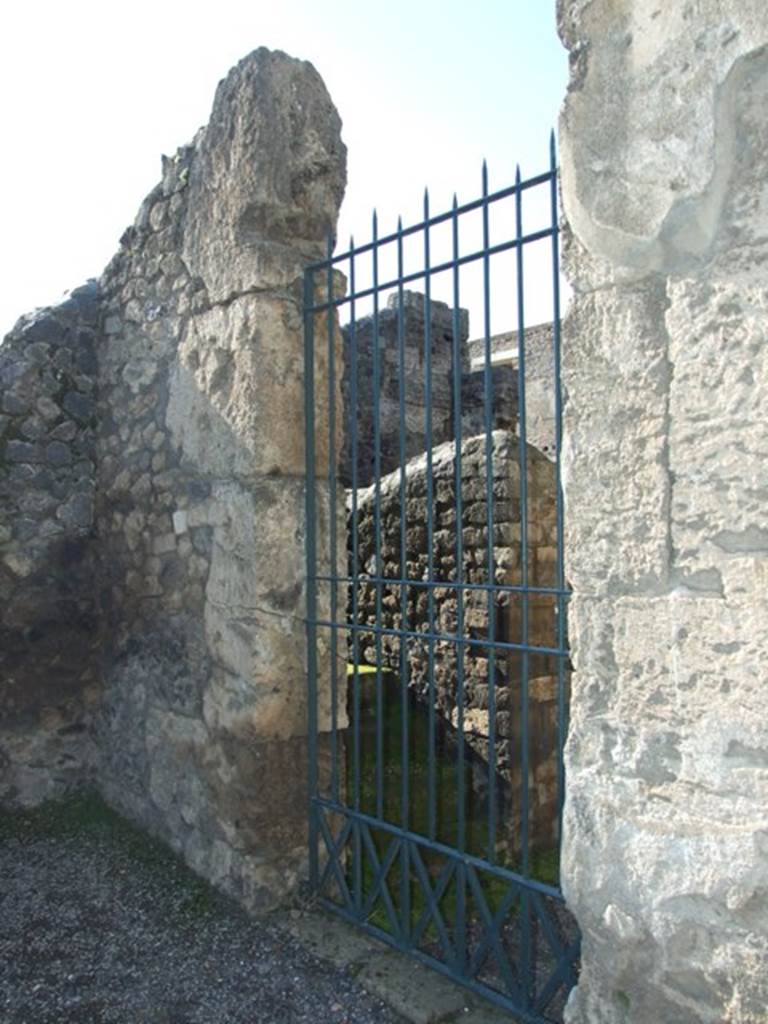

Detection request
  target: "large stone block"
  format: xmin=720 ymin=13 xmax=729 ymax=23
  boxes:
xmin=182 ymin=48 xmax=346 ymax=303
xmin=558 ymin=0 xmax=768 ymax=283
xmin=559 ymin=3 xmax=768 ymax=1021
xmin=667 ymin=271 xmax=768 ymax=599
xmin=565 ymin=594 xmax=768 ymax=1023
xmin=562 ymin=280 xmax=670 ymax=596
xmin=167 ymin=291 xmax=343 ymax=480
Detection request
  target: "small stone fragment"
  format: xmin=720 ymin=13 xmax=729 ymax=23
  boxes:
xmin=5 ymin=440 xmax=41 ymax=463
xmin=62 ymin=392 xmax=94 ymax=421
xmin=46 ymin=441 xmax=73 ymax=466
xmin=49 ymin=421 xmax=78 ymax=442
xmin=56 ymin=492 xmax=93 ymax=529
xmin=1 ymin=393 xmax=29 ymax=415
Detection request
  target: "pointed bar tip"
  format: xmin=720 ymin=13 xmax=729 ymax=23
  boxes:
xmin=515 ymin=164 xmax=522 ymax=184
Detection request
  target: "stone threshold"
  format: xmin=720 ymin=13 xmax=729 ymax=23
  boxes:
xmin=283 ymin=907 xmax=518 ymax=1024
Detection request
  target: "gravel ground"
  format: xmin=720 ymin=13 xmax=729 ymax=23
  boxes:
xmin=0 ymin=797 xmax=406 ymax=1024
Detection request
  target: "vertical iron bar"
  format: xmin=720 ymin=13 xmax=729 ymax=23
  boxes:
xmin=481 ymin=162 xmax=497 ymax=864
xmin=550 ymin=132 xmax=567 ymax=864
xmin=515 ymin=166 xmax=531 ymax=878
xmin=515 ymin=164 xmax=532 ymax=1012
xmin=397 ymin=216 xmax=411 ymax=944
xmin=372 ymin=210 xmax=385 ymax=822
xmin=451 ymin=193 xmax=467 ymax=972
xmin=423 ymin=188 xmax=437 ymax=844
xmin=303 ymin=267 xmax=319 ymax=892
xmin=327 ymin=234 xmax=339 ymax=804
xmin=302 ymin=164 xmax=572 ymax=1017
xmin=349 ymin=236 xmax=363 ymax=913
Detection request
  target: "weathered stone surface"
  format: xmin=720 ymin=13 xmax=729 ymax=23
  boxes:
xmin=182 ymin=48 xmax=346 ymax=304
xmin=559 ymin=3 xmax=768 ymax=1021
xmin=559 ymin=0 xmax=768 ymax=281
xmin=1 ymin=48 xmax=347 ymax=915
xmin=167 ymin=295 xmax=313 ymax=479
xmin=465 ymin=322 xmax=557 ymax=458
xmin=0 ymin=283 xmax=101 ymax=804
xmin=353 ymin=430 xmax=565 ymax=853
xmin=342 ymin=292 xmax=470 ymax=488
xmin=341 ymin=291 xmax=525 ymax=489
xmin=561 ymin=280 xmax=671 ymax=596
xmin=92 ymin=48 xmax=346 ymax=912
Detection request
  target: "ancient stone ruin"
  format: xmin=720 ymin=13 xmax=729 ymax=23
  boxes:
xmin=340 ymin=291 xmax=522 ymax=487
xmin=558 ymin=1 xmax=768 ymax=1020
xmin=351 ymin=430 xmax=563 ymax=853
xmin=0 ymin=286 xmax=102 ymax=792
xmin=2 ymin=2 xmax=767 ymax=1019
xmin=0 ymin=48 xmax=346 ymax=910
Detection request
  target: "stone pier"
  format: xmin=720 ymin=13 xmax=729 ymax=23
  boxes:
xmin=0 ymin=48 xmax=347 ymax=912
xmin=558 ymin=2 xmax=768 ymax=1020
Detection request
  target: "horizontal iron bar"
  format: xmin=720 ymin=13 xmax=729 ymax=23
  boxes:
xmin=314 ymin=797 xmax=563 ymax=901
xmin=306 ymin=226 xmax=555 ymax=314
xmin=305 ymin=169 xmax=555 ymax=270
xmin=312 ymin=617 xmax=570 ymax=659
xmin=314 ymin=572 xmax=571 ymax=598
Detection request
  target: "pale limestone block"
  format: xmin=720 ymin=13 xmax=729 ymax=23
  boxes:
xmin=564 ymin=592 xmax=768 ymax=1024
xmin=558 ymin=0 xmax=768 ymax=283
xmin=166 ymin=293 xmax=342 ymax=479
xmin=561 ymin=281 xmax=670 ymax=596
xmin=182 ymin=48 xmax=346 ymax=303
xmin=559 ymin=4 xmax=768 ymax=1019
xmin=666 ymin=271 xmax=768 ymax=600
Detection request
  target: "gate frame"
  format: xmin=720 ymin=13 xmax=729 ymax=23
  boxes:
xmin=303 ymin=135 xmax=579 ymax=1022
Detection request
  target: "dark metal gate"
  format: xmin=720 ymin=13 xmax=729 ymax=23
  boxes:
xmin=303 ymin=137 xmax=579 ymax=1022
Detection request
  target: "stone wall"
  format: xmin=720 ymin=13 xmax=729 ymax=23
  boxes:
xmin=0 ymin=48 xmax=346 ymax=912
xmin=558 ymin=3 xmax=768 ymax=1021
xmin=466 ymin=322 xmax=557 ymax=458
xmin=351 ymin=430 xmax=564 ymax=852
xmin=341 ymin=291 xmax=518 ymax=487
xmin=0 ymin=286 xmax=101 ymax=803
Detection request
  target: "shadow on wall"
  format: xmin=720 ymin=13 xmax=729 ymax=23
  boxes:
xmin=0 ymin=285 xmax=102 ymax=802
xmin=0 ymin=46 xmax=348 ymax=915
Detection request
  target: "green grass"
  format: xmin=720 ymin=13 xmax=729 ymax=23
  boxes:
xmin=343 ymin=669 xmax=561 ymax=938
xmin=351 ymin=830 xmax=560 ymax=940
xmin=0 ymin=790 xmax=223 ymax=919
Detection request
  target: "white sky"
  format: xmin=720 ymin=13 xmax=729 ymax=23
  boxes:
xmin=0 ymin=1 xmax=568 ymax=339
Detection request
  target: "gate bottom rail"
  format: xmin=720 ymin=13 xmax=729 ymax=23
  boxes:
xmin=310 ymin=798 xmax=580 ymax=1023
